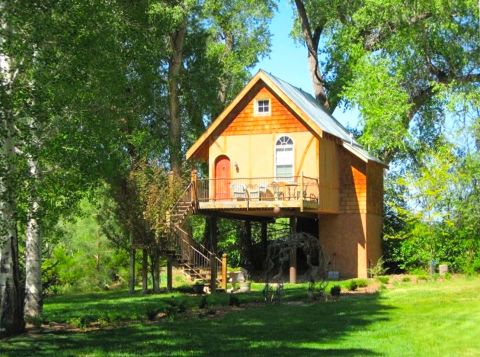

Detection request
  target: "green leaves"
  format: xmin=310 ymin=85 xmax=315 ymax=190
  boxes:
xmin=342 ymin=57 xmax=411 ymax=160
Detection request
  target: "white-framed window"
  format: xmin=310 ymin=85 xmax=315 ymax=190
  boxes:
xmin=275 ymin=136 xmax=294 ymax=181
xmin=254 ymin=98 xmax=270 ymax=115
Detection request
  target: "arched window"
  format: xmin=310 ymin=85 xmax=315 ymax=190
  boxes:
xmin=275 ymin=136 xmax=294 ymax=180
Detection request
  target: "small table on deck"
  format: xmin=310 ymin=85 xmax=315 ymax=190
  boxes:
xmin=285 ymin=183 xmax=298 ymax=200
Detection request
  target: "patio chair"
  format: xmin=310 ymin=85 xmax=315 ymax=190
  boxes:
xmin=231 ymin=183 xmax=247 ymax=200
xmin=248 ymin=183 xmax=268 ymax=200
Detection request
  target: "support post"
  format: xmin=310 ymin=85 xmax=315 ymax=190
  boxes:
xmin=208 ymin=215 xmax=218 ymax=252
xmin=243 ymin=220 xmax=253 ymax=270
xmin=300 ymin=171 xmax=304 ymax=212
xmin=289 ymin=248 xmax=297 ymax=284
xmin=221 ymin=253 xmax=228 ymax=291
xmin=289 ymin=217 xmax=297 ymax=284
xmin=261 ymin=221 xmax=268 ymax=263
xmin=210 ymin=252 xmax=217 ymax=292
xmin=190 ymin=169 xmax=198 ymax=205
xmin=167 ymin=255 xmax=173 ymax=291
xmin=129 ymin=247 xmax=136 ymax=294
xmin=208 ymin=216 xmax=218 ymax=292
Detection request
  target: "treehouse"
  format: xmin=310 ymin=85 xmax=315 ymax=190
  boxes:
xmin=184 ymin=70 xmax=386 ymax=280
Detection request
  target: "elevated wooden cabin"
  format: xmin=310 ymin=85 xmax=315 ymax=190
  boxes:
xmin=186 ymin=70 xmax=386 ymax=279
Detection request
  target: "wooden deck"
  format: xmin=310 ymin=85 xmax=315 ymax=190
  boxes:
xmin=198 ymin=198 xmax=319 ymax=212
xmin=192 ymin=175 xmax=324 ymax=216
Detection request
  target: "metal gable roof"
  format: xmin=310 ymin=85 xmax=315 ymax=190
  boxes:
xmin=261 ymin=70 xmax=386 ymax=166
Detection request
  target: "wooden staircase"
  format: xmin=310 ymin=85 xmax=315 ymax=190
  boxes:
xmin=163 ymin=183 xmax=223 ymax=285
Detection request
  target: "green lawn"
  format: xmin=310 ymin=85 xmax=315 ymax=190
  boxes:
xmin=1 ymin=277 xmax=479 ymax=356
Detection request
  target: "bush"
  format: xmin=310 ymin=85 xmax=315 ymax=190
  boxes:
xmin=25 ymin=315 xmax=45 ymax=328
xmin=355 ymin=279 xmax=368 ymax=288
xmin=377 ymin=276 xmax=390 ymax=284
xmin=330 ymin=285 xmax=341 ymax=298
xmin=368 ymin=256 xmax=388 ymax=277
xmin=68 ymin=315 xmax=96 ymax=329
xmin=402 ymin=276 xmax=411 ymax=282
xmin=164 ymin=298 xmax=187 ymax=320
xmin=347 ymin=280 xmax=358 ymax=291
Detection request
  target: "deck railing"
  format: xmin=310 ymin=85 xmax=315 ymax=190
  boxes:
xmin=195 ymin=175 xmax=319 ymax=204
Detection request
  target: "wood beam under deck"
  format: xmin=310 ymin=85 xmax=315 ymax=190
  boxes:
xmin=197 ymin=210 xmax=276 ymax=222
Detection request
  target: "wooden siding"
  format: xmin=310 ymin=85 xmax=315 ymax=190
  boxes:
xmin=367 ymin=162 xmax=384 ymax=215
xmin=339 ymin=148 xmax=367 ymax=214
xmin=222 ymin=85 xmax=308 ymax=135
xmin=318 ymin=136 xmax=340 ymax=212
xmin=319 ymin=213 xmax=367 ymax=278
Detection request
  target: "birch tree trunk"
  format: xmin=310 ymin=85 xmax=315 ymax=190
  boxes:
xmin=0 ymin=4 xmax=25 ymax=336
xmin=24 ymin=153 xmax=42 ymax=319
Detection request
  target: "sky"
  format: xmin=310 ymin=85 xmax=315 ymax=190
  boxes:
xmin=251 ymin=1 xmax=360 ymax=129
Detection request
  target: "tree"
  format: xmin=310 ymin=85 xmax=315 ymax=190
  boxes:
xmin=292 ymin=0 xmax=480 ymax=162
xmin=1 ymin=0 xmax=26 ymax=336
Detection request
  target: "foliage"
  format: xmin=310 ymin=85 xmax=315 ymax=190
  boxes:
xmin=377 ymin=276 xmax=389 ymax=285
xmin=368 ymin=256 xmax=388 ymax=278
xmin=42 ymin=199 xmax=129 ymax=295
xmin=329 ymin=285 xmax=341 ymax=298
xmin=354 ymin=279 xmax=368 ymax=288
xmin=347 ymin=280 xmax=358 ymax=291
xmin=292 ymin=0 xmax=480 ymax=162
xmin=383 ymin=134 xmax=480 ymax=273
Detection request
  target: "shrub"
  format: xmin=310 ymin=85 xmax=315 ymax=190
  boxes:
xmin=347 ymin=280 xmax=358 ymax=291
xmin=377 ymin=276 xmax=389 ymax=284
xmin=164 ymin=298 xmax=187 ymax=320
xmin=368 ymin=256 xmax=388 ymax=277
xmin=355 ymin=279 xmax=368 ymax=288
xmin=67 ymin=317 xmax=82 ymax=328
xmin=26 ymin=314 xmax=45 ymax=328
xmin=330 ymin=285 xmax=341 ymax=298
xmin=97 ymin=316 xmax=111 ymax=328
xmin=68 ymin=315 xmax=96 ymax=329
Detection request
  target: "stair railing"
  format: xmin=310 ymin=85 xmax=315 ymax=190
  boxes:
xmin=175 ymin=224 xmax=222 ymax=281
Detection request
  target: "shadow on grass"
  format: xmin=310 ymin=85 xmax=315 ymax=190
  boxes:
xmin=1 ymin=293 xmax=391 ymax=356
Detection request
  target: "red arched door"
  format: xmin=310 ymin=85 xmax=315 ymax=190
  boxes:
xmin=215 ymin=155 xmax=231 ymax=200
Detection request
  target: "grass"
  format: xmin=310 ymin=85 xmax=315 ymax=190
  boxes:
xmin=1 ymin=276 xmax=479 ymax=356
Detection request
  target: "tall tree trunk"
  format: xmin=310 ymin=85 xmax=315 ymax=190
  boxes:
xmin=167 ymin=19 xmax=187 ymax=178
xmin=293 ymin=0 xmax=330 ymax=110
xmin=129 ymin=246 xmax=136 ymax=294
xmin=0 ymin=114 xmax=25 ymax=337
xmin=0 ymin=8 xmax=25 ymax=336
xmin=152 ymin=249 xmax=160 ymax=293
xmin=24 ymin=155 xmax=42 ymax=319
xmin=141 ymin=248 xmax=148 ymax=294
